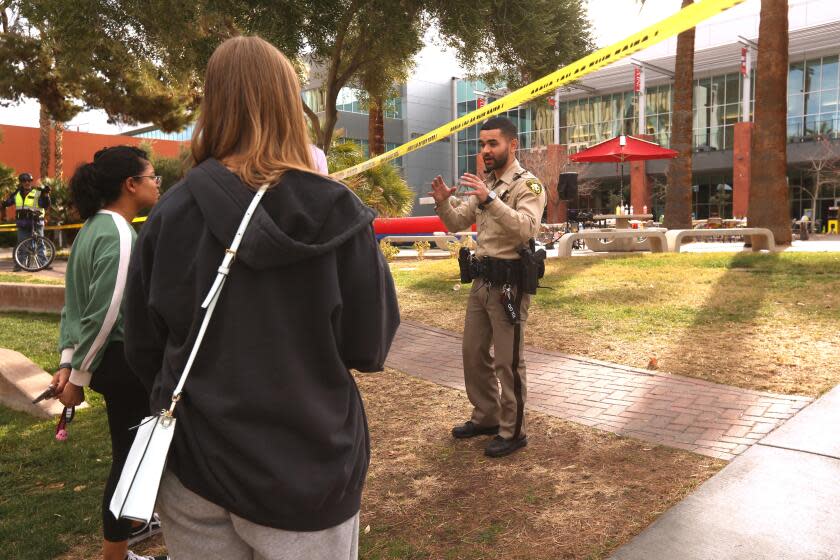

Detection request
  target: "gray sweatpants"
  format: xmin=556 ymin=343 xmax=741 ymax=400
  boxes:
xmin=156 ymin=470 xmax=359 ymax=560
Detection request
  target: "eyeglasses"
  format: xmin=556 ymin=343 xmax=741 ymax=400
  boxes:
xmin=133 ymin=175 xmax=162 ymax=185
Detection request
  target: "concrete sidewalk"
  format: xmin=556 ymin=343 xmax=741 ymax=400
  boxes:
xmin=610 ymin=383 xmax=840 ymax=560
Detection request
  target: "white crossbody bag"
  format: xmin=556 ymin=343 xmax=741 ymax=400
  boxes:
xmin=109 ymin=184 xmax=269 ymax=523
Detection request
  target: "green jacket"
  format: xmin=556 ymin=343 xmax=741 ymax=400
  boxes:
xmin=59 ymin=210 xmax=137 ymax=386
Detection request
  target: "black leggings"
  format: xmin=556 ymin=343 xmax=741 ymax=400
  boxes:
xmin=89 ymin=341 xmax=151 ymax=542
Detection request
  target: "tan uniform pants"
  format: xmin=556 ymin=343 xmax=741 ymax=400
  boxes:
xmin=462 ymin=278 xmax=530 ymax=440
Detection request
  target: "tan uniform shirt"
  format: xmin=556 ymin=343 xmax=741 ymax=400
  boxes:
xmin=435 ymin=159 xmax=547 ymax=259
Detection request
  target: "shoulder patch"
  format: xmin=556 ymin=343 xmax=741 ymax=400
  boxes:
xmin=525 ymin=179 xmax=543 ymax=195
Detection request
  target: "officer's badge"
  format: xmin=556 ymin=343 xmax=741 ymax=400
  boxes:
xmin=525 ymin=179 xmax=543 ymax=195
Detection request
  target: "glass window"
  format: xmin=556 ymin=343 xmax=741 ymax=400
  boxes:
xmin=787 ymin=117 xmax=803 ymax=140
xmin=725 ymin=74 xmax=740 ymax=105
xmin=788 ymin=94 xmax=804 ymax=117
xmin=821 ymin=89 xmax=838 ymax=113
xmin=805 ymin=115 xmax=818 ymax=137
xmin=724 ymin=103 xmax=739 ymax=126
xmin=817 ymin=113 xmax=836 ymax=137
xmin=822 ymin=56 xmax=839 ymax=91
xmin=724 ymin=125 xmax=734 ymax=150
xmin=806 ymin=91 xmax=820 ymax=115
xmin=789 ymin=61 xmax=805 ymax=94
xmin=712 ymin=75 xmax=726 ymax=106
xmin=804 ymin=58 xmax=821 ymax=92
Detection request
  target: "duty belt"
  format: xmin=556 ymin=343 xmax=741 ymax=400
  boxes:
xmin=474 ymin=257 xmax=522 ymax=286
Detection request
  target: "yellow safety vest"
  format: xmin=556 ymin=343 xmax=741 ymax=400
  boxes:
xmin=14 ymin=188 xmax=44 ymax=218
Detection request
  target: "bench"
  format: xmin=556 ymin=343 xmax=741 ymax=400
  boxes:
xmin=556 ymin=229 xmax=668 ymax=257
xmin=665 ymin=227 xmax=775 ymax=253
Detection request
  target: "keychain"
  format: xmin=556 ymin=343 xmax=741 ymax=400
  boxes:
xmin=500 ymin=284 xmax=518 ymax=324
xmin=55 ymin=406 xmax=75 ymax=441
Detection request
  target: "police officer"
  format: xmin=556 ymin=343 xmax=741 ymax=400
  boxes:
xmin=2 ymin=173 xmax=52 ymax=271
xmin=429 ymin=116 xmax=546 ymax=458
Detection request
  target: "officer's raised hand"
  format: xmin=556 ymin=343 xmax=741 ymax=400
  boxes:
xmin=429 ymin=175 xmax=457 ymax=204
xmin=459 ymin=173 xmax=490 ymax=203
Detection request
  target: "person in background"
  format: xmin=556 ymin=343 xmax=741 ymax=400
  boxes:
xmin=310 ymin=144 xmax=329 ymax=173
xmin=1 ymin=172 xmax=51 ymax=270
xmin=123 ymin=36 xmax=399 ymax=560
xmin=52 ymin=146 xmax=166 ymax=560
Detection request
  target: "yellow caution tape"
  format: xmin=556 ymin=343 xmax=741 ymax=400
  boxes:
xmin=331 ymin=0 xmax=745 ymax=180
xmin=0 ymin=216 xmax=148 ymax=233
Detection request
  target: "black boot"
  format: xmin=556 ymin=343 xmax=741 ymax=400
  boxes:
xmin=451 ymin=421 xmax=499 ymax=439
xmin=484 ymin=435 xmax=528 ymax=457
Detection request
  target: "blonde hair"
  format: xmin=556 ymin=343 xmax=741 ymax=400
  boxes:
xmin=191 ymin=36 xmax=315 ymax=187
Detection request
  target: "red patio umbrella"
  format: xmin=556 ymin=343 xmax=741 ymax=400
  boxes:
xmin=569 ymin=135 xmax=678 ymax=207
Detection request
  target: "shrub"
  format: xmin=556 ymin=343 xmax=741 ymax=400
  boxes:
xmin=413 ymin=240 xmax=430 ymax=260
xmin=379 ymin=239 xmax=399 ymax=262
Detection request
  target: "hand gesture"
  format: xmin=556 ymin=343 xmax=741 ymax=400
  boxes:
xmin=459 ymin=173 xmax=490 ymax=203
xmin=429 ymin=175 xmax=456 ymax=204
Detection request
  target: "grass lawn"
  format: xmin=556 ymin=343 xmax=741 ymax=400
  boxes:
xmin=0 ymin=273 xmax=64 ymax=285
xmin=0 ymin=312 xmax=723 ymax=559
xmin=392 ymin=252 xmax=840 ymax=397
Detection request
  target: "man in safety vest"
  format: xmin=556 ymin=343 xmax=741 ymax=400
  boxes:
xmin=2 ymin=173 xmax=52 ymax=271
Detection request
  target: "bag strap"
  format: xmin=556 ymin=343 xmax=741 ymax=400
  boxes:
xmin=166 ymin=184 xmax=269 ymax=416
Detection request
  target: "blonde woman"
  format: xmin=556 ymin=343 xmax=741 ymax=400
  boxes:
xmin=123 ymin=36 xmax=399 ymax=559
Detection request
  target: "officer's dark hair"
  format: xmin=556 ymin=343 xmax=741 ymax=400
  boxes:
xmin=69 ymin=145 xmax=149 ymax=220
xmin=480 ymin=117 xmax=518 ymax=141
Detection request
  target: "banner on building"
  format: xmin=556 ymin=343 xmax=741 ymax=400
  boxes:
xmin=634 ymin=66 xmax=642 ymax=93
xmin=740 ymin=46 xmax=748 ymax=76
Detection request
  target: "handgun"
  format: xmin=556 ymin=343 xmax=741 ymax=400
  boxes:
xmin=32 ymin=385 xmax=57 ymax=404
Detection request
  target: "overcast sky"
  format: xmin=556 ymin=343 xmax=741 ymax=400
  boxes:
xmin=1 ymin=0 xmax=838 ymax=134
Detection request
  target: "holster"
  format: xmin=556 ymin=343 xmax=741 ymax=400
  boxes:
xmin=517 ymin=239 xmax=546 ymax=295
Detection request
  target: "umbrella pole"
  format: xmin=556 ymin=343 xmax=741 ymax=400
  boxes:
xmin=619 ymin=161 xmax=624 ymax=208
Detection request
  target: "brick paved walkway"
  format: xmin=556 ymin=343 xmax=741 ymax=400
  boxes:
xmin=386 ymin=321 xmax=813 ymax=461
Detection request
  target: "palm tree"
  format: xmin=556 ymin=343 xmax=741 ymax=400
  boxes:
xmin=39 ymin=104 xmax=50 ymax=179
xmin=664 ymin=0 xmax=695 ymax=229
xmin=748 ymin=0 xmax=791 ymax=245
xmin=53 ymin=121 xmax=64 ymax=179
xmin=328 ymin=140 xmax=414 ymax=217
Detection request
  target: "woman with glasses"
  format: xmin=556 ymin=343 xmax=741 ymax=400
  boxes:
xmin=53 ymin=145 xmax=165 ymax=560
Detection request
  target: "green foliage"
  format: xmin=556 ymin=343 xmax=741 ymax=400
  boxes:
xmin=328 ymin=140 xmax=414 ymax=217
xmin=445 ymin=239 xmax=462 ymax=259
xmin=412 ymin=240 xmax=430 ymax=260
xmin=0 ymin=1 xmax=198 ymax=129
xmin=138 ymin=141 xmax=189 ymax=194
xmin=379 ymin=239 xmax=400 ymax=262
xmin=40 ymin=177 xmax=75 ymax=225
xmin=0 ymin=160 xmax=16 ymax=194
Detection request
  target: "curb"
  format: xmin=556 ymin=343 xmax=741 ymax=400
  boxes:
xmin=0 ymin=282 xmax=64 ymax=314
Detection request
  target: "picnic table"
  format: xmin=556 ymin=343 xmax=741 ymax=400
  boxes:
xmin=588 ymin=214 xmax=656 ymax=252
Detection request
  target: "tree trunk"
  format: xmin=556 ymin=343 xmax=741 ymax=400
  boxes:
xmin=368 ymin=96 xmax=385 ymax=157
xmin=749 ymin=0 xmax=792 ymax=245
xmin=39 ymin=104 xmax=51 ymax=179
xmin=53 ymin=121 xmax=64 ymax=179
xmin=664 ymin=0 xmax=695 ymax=230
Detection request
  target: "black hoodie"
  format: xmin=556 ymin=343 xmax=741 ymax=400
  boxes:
xmin=123 ymin=159 xmax=399 ymax=531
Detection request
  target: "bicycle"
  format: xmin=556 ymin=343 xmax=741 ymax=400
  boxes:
xmin=13 ymin=208 xmax=56 ymax=272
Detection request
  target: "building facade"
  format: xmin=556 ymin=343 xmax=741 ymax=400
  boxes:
xmin=124 ymin=12 xmax=840 ymax=225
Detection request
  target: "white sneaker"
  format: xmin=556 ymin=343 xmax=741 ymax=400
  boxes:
xmin=128 ymin=513 xmax=163 ymax=545
xmin=125 ymin=552 xmax=169 ymax=560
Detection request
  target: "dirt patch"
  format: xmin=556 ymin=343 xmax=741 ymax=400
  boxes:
xmin=357 ymin=369 xmax=723 ymax=559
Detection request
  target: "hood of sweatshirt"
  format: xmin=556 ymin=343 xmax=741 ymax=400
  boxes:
xmin=187 ymin=158 xmax=376 ymax=269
